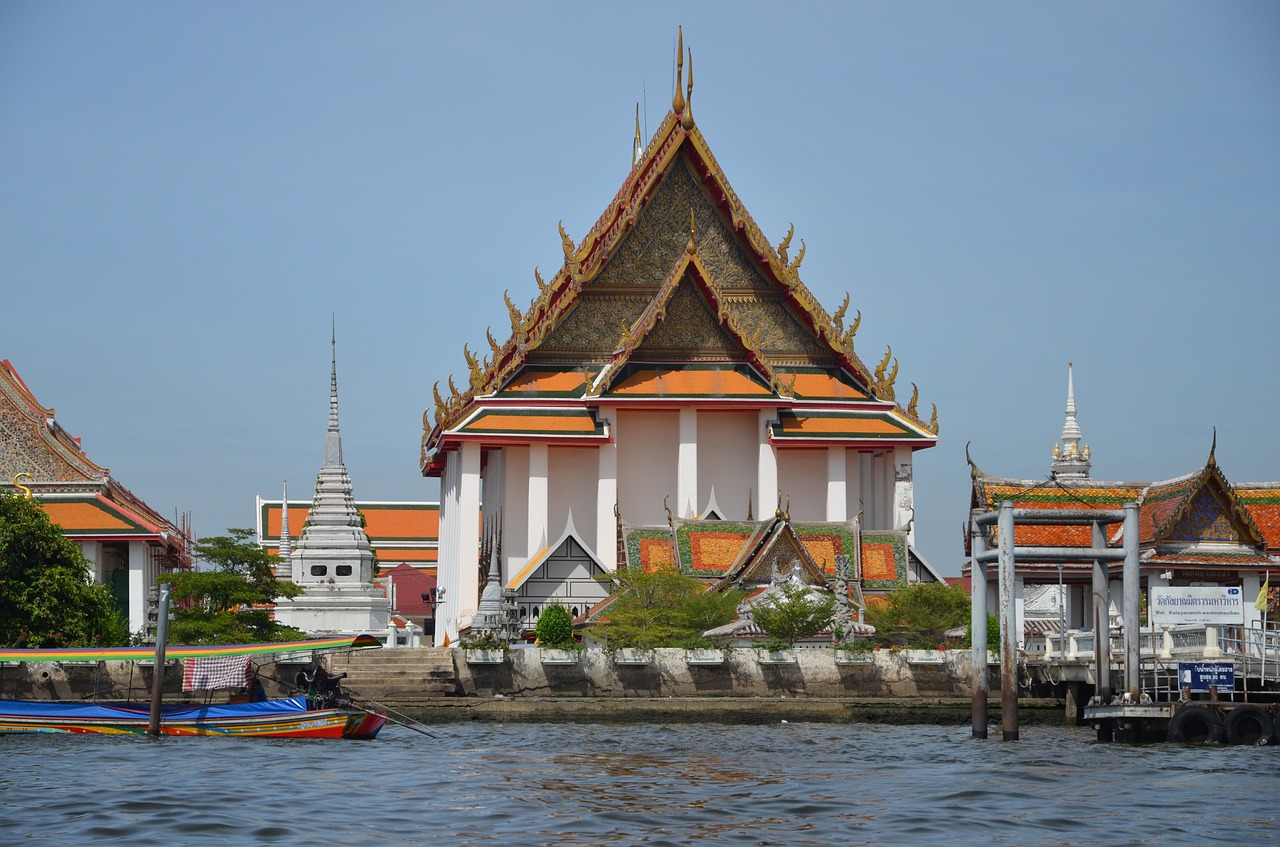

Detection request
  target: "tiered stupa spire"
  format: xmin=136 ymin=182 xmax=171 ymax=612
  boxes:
xmin=289 ymin=325 xmax=375 ymax=582
xmin=274 ymin=325 xmax=388 ymax=635
xmin=277 ymin=480 xmax=291 ymax=580
xmin=1051 ymin=362 xmax=1092 ymax=479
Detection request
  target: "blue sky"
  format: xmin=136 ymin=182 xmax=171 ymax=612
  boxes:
xmin=3 ymin=3 xmax=1277 ymax=574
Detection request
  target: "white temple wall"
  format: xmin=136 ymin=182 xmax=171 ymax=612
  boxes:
xmin=481 ymin=449 xmax=506 ymax=578
xmin=127 ymin=541 xmax=146 ymax=637
xmin=501 ymin=445 xmax=530 ymax=575
xmin=697 ymin=409 xmax=757 ymax=520
xmin=548 ymin=446 xmax=599 ymax=558
xmin=776 ymin=448 xmax=826 ymax=520
xmin=617 ymin=409 xmax=678 ymax=525
xmin=845 ymin=450 xmax=864 ymax=523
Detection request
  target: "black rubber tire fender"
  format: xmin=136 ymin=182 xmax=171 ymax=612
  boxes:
xmin=1224 ymin=705 xmax=1275 ymax=746
xmin=1169 ymin=705 xmax=1224 ymax=744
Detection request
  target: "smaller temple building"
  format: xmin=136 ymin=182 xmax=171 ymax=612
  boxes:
xmin=967 ymin=365 xmax=1280 ymax=643
xmin=0 ymin=359 xmax=191 ymax=635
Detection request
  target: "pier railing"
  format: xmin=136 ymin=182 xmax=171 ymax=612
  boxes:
xmin=1024 ymin=621 xmax=1280 ymax=692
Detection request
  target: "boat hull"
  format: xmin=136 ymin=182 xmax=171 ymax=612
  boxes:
xmin=0 ymin=697 xmax=386 ymax=740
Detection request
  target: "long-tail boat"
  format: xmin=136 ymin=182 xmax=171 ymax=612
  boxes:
xmin=0 ymin=635 xmax=387 ymax=739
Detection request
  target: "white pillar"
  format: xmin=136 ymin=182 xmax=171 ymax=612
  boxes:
xmin=528 ymin=443 xmax=549 ymax=554
xmin=872 ymin=452 xmax=888 ymax=528
xmin=80 ymin=542 xmax=101 ymax=582
xmin=859 ymin=452 xmax=874 ymax=526
xmin=826 ymin=445 xmax=847 ymax=522
xmin=434 ymin=452 xmax=460 ymax=647
xmin=677 ymin=408 xmax=697 ymax=518
xmin=127 ymin=541 xmax=146 ymax=636
xmin=892 ymin=445 xmax=914 ymax=543
xmin=597 ymin=413 xmax=618 ymax=571
xmin=757 ymin=409 xmax=778 ymax=518
xmin=456 ymin=441 xmax=482 ymax=638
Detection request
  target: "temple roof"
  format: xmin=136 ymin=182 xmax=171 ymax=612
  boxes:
xmin=620 ymin=513 xmax=911 ymax=592
xmin=1 ymin=359 xmax=189 ymax=556
xmin=968 ymin=440 xmax=1279 ymax=570
xmin=257 ymin=499 xmax=441 ymax=566
xmin=421 ymin=40 xmax=938 ymax=472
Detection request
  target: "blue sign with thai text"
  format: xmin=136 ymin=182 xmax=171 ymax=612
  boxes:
xmin=1178 ymin=661 xmax=1236 ymax=693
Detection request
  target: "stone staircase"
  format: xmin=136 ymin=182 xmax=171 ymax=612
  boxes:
xmin=328 ymin=648 xmax=458 ymax=703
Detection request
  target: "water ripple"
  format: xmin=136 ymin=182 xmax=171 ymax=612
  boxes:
xmin=4 ymin=723 xmax=1280 ymax=845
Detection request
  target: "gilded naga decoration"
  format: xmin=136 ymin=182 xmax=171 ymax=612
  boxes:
xmin=832 ymin=293 xmax=850 ymax=334
xmin=907 ymin=383 xmax=919 ymax=419
xmin=558 ymin=221 xmax=581 ymax=278
xmin=777 ymin=224 xmax=794 ymax=265
xmin=872 ymin=346 xmax=898 ymax=401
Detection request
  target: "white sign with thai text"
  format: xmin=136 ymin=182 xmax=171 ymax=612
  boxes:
xmin=1150 ymin=587 xmax=1244 ymax=626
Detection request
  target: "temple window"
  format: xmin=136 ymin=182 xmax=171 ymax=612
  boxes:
xmin=336 ymin=565 xmax=353 ymax=577
xmin=310 ymin=565 xmax=327 ymax=577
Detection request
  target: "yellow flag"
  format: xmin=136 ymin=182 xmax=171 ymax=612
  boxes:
xmin=1257 ymin=574 xmax=1270 ymax=612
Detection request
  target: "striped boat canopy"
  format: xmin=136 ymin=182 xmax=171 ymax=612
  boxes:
xmin=0 ymin=634 xmax=381 ymax=664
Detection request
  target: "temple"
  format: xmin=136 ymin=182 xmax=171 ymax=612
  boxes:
xmin=967 ymin=364 xmax=1280 ymax=641
xmin=272 ymin=332 xmax=389 ymax=636
xmin=0 ymin=359 xmax=191 ymax=634
xmin=421 ymin=33 xmax=940 ymax=645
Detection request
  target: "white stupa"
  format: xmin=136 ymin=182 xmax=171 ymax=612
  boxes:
xmin=273 ymin=328 xmax=389 ymax=636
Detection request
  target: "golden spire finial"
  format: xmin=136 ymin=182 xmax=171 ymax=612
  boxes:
xmin=672 ymin=27 xmax=686 ymax=115
xmin=633 ymin=103 xmax=643 ymax=166
xmin=681 ymin=49 xmax=694 ymax=129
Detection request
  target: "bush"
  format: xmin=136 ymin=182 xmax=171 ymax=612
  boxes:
xmin=589 ymin=567 xmax=745 ymax=650
xmin=750 ymin=583 xmax=836 ymax=647
xmin=534 ymin=602 xmax=575 ymax=649
xmin=966 ymin=613 xmax=1000 ymax=649
xmin=864 ymin=582 xmax=970 ymax=649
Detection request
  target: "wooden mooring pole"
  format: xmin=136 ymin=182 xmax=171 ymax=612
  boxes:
xmin=148 ymin=583 xmax=171 ymax=738
xmin=970 ymin=517 xmax=989 ymax=739
xmin=998 ymin=500 xmax=1019 ymax=741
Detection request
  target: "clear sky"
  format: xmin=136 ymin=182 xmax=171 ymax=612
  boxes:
xmin=3 ymin=3 xmax=1277 ymax=574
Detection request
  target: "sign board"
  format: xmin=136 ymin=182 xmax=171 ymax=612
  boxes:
xmin=1178 ymin=661 xmax=1236 ymax=693
xmin=1149 ymin=587 xmax=1244 ymax=626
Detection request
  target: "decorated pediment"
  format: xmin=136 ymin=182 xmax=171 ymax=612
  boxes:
xmin=1 ymin=361 xmax=106 ymax=485
xmin=1156 ymin=457 xmax=1264 ymax=549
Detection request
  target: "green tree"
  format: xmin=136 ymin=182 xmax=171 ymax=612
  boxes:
xmin=0 ymin=491 xmax=129 ymax=647
xmin=534 ymin=601 xmax=576 ymax=649
xmin=864 ymin=581 xmax=971 ymax=648
xmin=750 ymin=582 xmax=836 ymax=648
xmin=590 ymin=567 xmax=745 ymax=650
xmin=166 ymin=528 xmax=304 ymax=644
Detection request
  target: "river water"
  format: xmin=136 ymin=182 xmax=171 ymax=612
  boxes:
xmin=3 ymin=721 xmax=1277 ymax=846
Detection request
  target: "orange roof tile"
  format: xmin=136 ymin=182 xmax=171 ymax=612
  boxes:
xmin=40 ymin=501 xmax=133 ymax=532
xmin=788 ymin=372 xmax=868 ymax=401
xmin=457 ymin=409 xmax=603 ymax=436
xmin=608 ymin=367 xmax=772 ymax=398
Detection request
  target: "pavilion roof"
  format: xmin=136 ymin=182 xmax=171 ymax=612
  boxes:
xmin=2 ymin=360 xmax=188 ymax=557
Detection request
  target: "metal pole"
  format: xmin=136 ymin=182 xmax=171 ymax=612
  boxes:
xmin=998 ymin=500 xmax=1018 ymax=741
xmin=148 ymin=583 xmax=171 ymax=738
xmin=1091 ymin=522 xmax=1112 ymax=704
xmin=970 ymin=515 xmax=989 ymax=739
xmin=1122 ymin=503 xmax=1140 ymax=700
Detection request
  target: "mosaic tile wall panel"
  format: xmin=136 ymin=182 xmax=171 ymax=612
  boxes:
xmin=858 ymin=532 xmax=908 ymax=589
xmin=624 ymin=528 xmax=677 ymax=572
xmin=1167 ymin=488 xmax=1240 ymax=543
xmin=676 ymin=523 xmax=758 ymax=575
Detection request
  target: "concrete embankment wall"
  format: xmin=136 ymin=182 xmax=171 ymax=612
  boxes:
xmin=456 ymin=648 xmax=986 ymax=699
